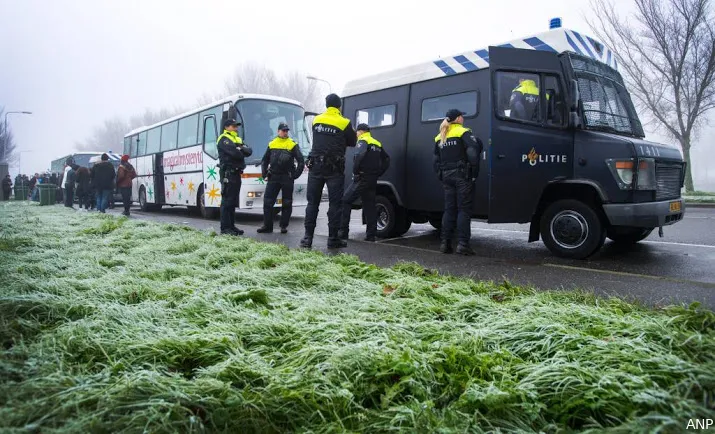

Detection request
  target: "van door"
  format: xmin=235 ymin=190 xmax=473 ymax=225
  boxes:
xmin=488 ymin=46 xmax=573 ymax=223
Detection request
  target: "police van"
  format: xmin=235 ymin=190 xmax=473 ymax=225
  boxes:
xmin=340 ymin=24 xmax=686 ymax=259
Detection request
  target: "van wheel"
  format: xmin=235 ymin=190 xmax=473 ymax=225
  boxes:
xmin=540 ymin=199 xmax=605 ymax=259
xmin=607 ymin=227 xmax=653 ymax=244
xmin=428 ymin=215 xmax=442 ymax=230
xmin=375 ymin=195 xmax=411 ymax=238
xmin=199 ymin=185 xmax=219 ymax=219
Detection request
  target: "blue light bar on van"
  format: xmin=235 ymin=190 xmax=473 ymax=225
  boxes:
xmin=550 ymin=18 xmax=562 ymax=29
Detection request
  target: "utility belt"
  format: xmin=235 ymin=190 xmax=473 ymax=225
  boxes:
xmin=219 ymin=165 xmax=243 ymax=183
xmin=306 ymin=155 xmax=345 ymax=173
xmin=439 ymin=161 xmax=476 ymax=180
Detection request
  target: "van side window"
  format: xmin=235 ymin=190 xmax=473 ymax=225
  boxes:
xmin=496 ymin=72 xmax=541 ymax=122
xmin=496 ymin=72 xmax=565 ymax=127
xmin=356 ymin=104 xmax=396 ymax=128
xmin=544 ymin=75 xmax=565 ymax=126
xmin=421 ymin=91 xmax=478 ymax=122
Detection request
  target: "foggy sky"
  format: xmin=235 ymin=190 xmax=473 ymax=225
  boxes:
xmin=1 ymin=0 xmax=713 ymax=187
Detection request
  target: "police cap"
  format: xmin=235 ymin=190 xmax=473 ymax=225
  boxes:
xmin=356 ymin=123 xmax=370 ymax=132
xmin=445 ymin=109 xmax=466 ymax=122
xmin=278 ymin=122 xmax=290 ymax=131
xmin=223 ymin=118 xmax=241 ymax=128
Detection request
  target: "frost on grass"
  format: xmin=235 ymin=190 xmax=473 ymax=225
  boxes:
xmin=0 ymin=202 xmax=713 ymax=434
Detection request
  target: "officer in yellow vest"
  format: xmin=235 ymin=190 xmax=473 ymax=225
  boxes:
xmin=434 ymin=109 xmax=483 ymax=255
xmin=339 ymin=123 xmax=390 ymax=242
xmin=300 ymin=93 xmax=357 ymax=249
xmin=217 ymin=118 xmax=252 ymax=236
xmin=509 ymin=78 xmax=540 ymax=121
xmin=257 ymin=122 xmax=305 ymax=234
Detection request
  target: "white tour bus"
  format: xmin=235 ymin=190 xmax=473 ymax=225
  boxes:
xmin=123 ymin=94 xmax=313 ymax=218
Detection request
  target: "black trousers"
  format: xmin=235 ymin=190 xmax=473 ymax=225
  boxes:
xmin=64 ymin=186 xmax=74 ymax=207
xmin=340 ymin=175 xmax=378 ymax=238
xmin=76 ymin=186 xmax=91 ymax=209
xmin=304 ymin=166 xmax=344 ymax=238
xmin=441 ymin=169 xmax=474 ymax=246
xmin=220 ymin=176 xmax=241 ymax=231
xmin=2 ymin=189 xmax=9 ymax=200
xmin=262 ymin=174 xmax=294 ymax=230
xmin=120 ymin=187 xmax=132 ymax=213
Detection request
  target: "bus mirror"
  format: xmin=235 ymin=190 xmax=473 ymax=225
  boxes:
xmin=570 ymin=79 xmax=580 ymax=112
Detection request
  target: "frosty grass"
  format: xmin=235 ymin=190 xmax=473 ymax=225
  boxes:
xmin=0 ymin=202 xmax=713 ymax=433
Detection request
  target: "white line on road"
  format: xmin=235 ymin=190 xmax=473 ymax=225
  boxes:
xmin=469 ymin=226 xmax=715 ymax=249
xmin=544 ymin=263 xmax=715 ymax=288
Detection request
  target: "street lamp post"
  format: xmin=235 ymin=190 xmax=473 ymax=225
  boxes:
xmin=307 ymin=75 xmax=332 ymax=93
xmin=2 ymin=111 xmax=32 ymax=162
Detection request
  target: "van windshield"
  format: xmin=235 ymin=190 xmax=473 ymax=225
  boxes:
xmin=235 ymin=99 xmax=310 ymax=164
xmin=569 ymin=55 xmax=645 ymax=138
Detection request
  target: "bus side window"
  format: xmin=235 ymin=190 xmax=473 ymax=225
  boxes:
xmin=203 ymin=116 xmax=219 ymax=159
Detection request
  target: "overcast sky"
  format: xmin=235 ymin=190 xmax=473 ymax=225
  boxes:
xmin=1 ymin=0 xmax=713 ymax=186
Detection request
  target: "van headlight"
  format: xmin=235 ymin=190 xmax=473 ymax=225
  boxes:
xmin=605 ymin=158 xmax=656 ymax=190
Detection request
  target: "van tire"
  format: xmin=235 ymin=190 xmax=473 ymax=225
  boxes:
xmin=428 ymin=215 xmax=443 ymax=230
xmin=607 ymin=227 xmax=653 ymax=244
xmin=540 ymin=199 xmax=605 ymax=259
xmin=198 ymin=185 xmax=219 ymax=219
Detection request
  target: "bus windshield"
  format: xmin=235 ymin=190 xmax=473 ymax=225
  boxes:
xmin=569 ymin=54 xmax=645 ymax=138
xmin=235 ymin=99 xmax=311 ymax=164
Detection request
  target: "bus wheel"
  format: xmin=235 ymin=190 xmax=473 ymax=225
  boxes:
xmin=607 ymin=227 xmax=653 ymax=244
xmin=540 ymin=199 xmax=605 ymax=259
xmin=139 ymin=187 xmax=150 ymax=212
xmin=198 ymin=185 xmax=219 ymax=219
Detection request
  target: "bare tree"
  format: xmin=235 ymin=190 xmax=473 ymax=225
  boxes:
xmin=0 ymin=107 xmax=18 ymax=164
xmin=78 ymin=64 xmax=323 ymax=155
xmin=224 ymin=63 xmax=323 ymax=112
xmin=587 ymin=0 xmax=715 ymax=192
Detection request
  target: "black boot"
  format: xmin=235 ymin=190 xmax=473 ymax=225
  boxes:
xmin=280 ymin=227 xmax=288 ymax=234
xmin=328 ymin=228 xmax=347 ymax=248
xmin=440 ymin=240 xmax=453 ymax=254
xmin=456 ymin=244 xmax=476 ymax=256
xmin=300 ymin=229 xmax=314 ymax=248
xmin=328 ymin=237 xmax=348 ymax=248
xmin=257 ymin=226 xmax=273 ymax=233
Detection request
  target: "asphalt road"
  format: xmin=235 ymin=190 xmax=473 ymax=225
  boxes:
xmin=104 ymin=203 xmax=715 ymax=310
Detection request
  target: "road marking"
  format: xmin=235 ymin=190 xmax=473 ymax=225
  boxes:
xmin=544 ymin=263 xmax=715 ymax=288
xmin=470 ymin=226 xmax=715 ymax=249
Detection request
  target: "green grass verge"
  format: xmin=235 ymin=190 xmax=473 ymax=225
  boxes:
xmin=686 ymin=191 xmax=715 ymax=197
xmin=1 ymin=202 xmax=713 ymax=433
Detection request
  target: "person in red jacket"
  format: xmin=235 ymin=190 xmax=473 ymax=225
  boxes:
xmin=116 ymin=155 xmax=137 ymax=216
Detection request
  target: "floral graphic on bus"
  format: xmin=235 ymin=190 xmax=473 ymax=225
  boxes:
xmin=207 ymin=166 xmax=218 ymax=180
xmin=188 ymin=181 xmax=195 ymax=194
xmin=206 ymin=184 xmax=221 ymax=205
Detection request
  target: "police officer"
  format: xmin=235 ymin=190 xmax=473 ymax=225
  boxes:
xmin=218 ymin=118 xmax=252 ymax=236
xmin=434 ymin=109 xmax=483 ymax=256
xmin=339 ymin=123 xmax=390 ymax=242
xmin=509 ymin=77 xmax=540 ymax=121
xmin=257 ymin=122 xmax=305 ymax=234
xmin=300 ymin=93 xmax=357 ymax=249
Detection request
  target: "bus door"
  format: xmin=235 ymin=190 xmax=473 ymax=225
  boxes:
xmin=488 ymin=46 xmax=574 ymax=223
xmin=154 ymin=153 xmax=165 ymax=204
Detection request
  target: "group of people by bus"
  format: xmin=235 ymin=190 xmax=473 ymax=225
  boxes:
xmin=217 ymin=93 xmax=482 ymax=255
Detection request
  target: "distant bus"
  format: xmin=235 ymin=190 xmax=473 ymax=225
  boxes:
xmin=123 ymin=93 xmax=312 ymax=218
xmin=50 ymin=152 xmax=121 ymax=175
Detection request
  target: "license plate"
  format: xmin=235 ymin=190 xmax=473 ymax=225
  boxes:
xmin=669 ymin=201 xmax=681 ymax=212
